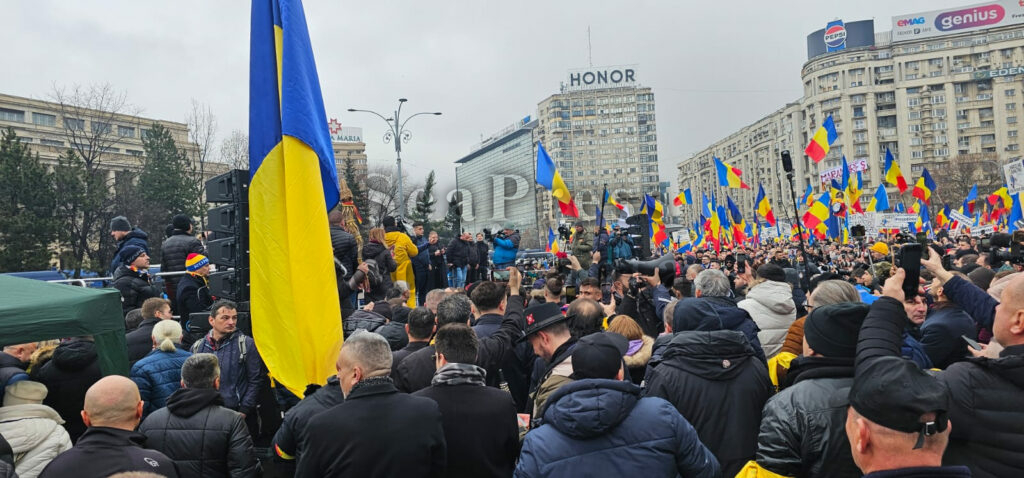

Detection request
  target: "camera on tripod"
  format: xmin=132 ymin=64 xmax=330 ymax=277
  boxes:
xmin=557 ymin=225 xmax=572 ymax=241
xmin=981 ymin=231 xmax=1024 ymax=266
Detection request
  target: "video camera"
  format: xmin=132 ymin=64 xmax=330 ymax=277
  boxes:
xmin=557 ymin=225 xmax=572 ymax=241
xmin=614 ymin=254 xmax=676 ymax=288
xmin=981 ymin=231 xmax=1024 ymax=266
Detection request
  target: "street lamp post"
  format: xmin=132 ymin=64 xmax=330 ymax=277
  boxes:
xmin=348 ymin=99 xmax=441 ymax=221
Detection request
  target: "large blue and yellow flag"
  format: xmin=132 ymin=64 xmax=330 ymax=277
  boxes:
xmin=249 ymin=0 xmax=342 ymax=397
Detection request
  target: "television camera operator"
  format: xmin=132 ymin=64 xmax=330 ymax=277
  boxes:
xmin=485 ymin=221 xmax=520 ymax=270
xmin=611 ymin=257 xmax=674 ymax=337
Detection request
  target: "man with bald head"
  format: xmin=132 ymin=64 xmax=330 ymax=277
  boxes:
xmin=40 ymin=376 xmax=178 ymax=477
xmin=296 ymin=331 xmax=446 ymax=477
xmin=857 ymin=249 xmax=1024 ymax=478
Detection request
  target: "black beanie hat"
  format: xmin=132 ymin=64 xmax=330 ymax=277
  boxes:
xmin=803 ymin=302 xmax=870 ymax=358
xmin=172 ymin=214 xmax=192 ymax=231
xmin=110 ymin=216 xmax=131 ymax=232
xmin=755 ymin=263 xmax=786 ymax=283
xmin=382 ymin=216 xmax=397 ymax=228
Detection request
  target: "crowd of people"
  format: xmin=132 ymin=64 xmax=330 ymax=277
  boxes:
xmin=2 ymin=209 xmax=1024 ymax=478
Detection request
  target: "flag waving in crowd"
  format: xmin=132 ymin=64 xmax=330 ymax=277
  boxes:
xmin=714 ymin=156 xmax=750 ymax=189
xmin=804 ymin=115 xmax=837 ymax=163
xmin=884 ymin=147 xmax=908 ymax=193
xmin=755 ymin=184 xmax=776 ymax=226
xmin=674 ymin=188 xmax=692 ymax=207
xmin=249 ymin=0 xmax=344 ymax=397
xmin=536 ymin=142 xmax=579 ymax=217
xmin=912 ymin=168 xmax=937 ymax=205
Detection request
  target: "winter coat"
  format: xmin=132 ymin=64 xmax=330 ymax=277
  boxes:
xmin=516 ymin=379 xmax=720 ymax=478
xmin=362 ymin=240 xmax=396 ymax=300
xmin=139 ymin=388 xmax=260 ymax=478
xmin=0 ymin=352 xmax=29 ymax=391
xmin=126 ymin=317 xmax=161 ymax=364
xmin=570 ymin=229 xmax=593 ymax=270
xmin=160 ymin=230 xmax=205 ymax=290
xmin=474 ymin=241 xmax=490 ymax=267
xmin=34 ymin=340 xmax=102 ymax=443
xmin=673 ymin=296 xmax=767 ymax=364
xmin=329 ymin=225 xmax=359 ymax=279
xmin=110 ymin=227 xmax=150 ymax=274
xmin=414 ymin=374 xmax=519 ymax=478
xmin=395 ymin=297 xmax=525 ymax=394
xmin=190 ymin=333 xmax=263 ymax=416
xmin=446 ymin=237 xmax=471 ymax=268
xmin=858 ymin=295 xmax=1024 ymax=478
xmin=38 ymin=427 xmax=178 ymax=478
xmin=378 ymin=321 xmax=409 ymax=351
xmin=341 ymin=309 xmax=387 ymax=339
xmin=492 ymin=231 xmax=520 ymax=265
xmin=921 ymin=304 xmax=977 ymax=369
xmin=272 ymin=376 xmax=345 ymax=461
xmin=738 ymin=280 xmax=796 ymax=359
xmin=622 ymin=335 xmax=653 ymax=385
xmin=0 ymin=404 xmax=71 ymax=478
xmin=0 ymin=461 xmax=13 ymax=478
xmin=385 ymin=230 xmax=420 ymax=265
xmin=296 ymin=378 xmax=446 ymax=477
xmin=176 ymin=273 xmax=213 ymax=333
xmin=645 ymin=330 xmax=772 ymax=477
xmin=130 ymin=346 xmax=191 ymax=418
xmin=411 ymin=235 xmax=431 ymax=269
xmin=392 ymin=342 xmax=430 ymax=377
xmin=755 ymin=356 xmax=859 ymax=478
xmin=112 ymin=265 xmax=162 ymax=316
xmin=529 ymin=340 xmax=576 ymax=421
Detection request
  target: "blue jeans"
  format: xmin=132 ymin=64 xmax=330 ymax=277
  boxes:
xmin=453 ymin=266 xmax=467 ymax=289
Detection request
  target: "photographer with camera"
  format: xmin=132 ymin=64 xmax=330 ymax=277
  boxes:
xmin=614 ymin=256 xmax=675 ymax=337
xmin=607 ymin=223 xmax=635 ymax=267
xmin=857 ymin=258 xmax=1024 ymax=477
xmin=487 ymin=221 xmax=520 ymax=270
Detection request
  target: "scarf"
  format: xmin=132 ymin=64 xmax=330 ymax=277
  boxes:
xmin=431 ymin=362 xmax=487 ymax=387
xmin=348 ymin=375 xmax=394 ymax=396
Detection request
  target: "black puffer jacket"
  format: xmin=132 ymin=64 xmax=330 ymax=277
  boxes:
xmin=858 ymin=295 xmax=1024 ymax=478
xmin=35 ymin=340 xmax=103 ymax=443
xmin=272 ymin=376 xmax=345 ymax=461
xmin=644 ymin=330 xmax=772 ymax=478
xmin=160 ymin=230 xmax=205 ymax=288
xmin=755 ymin=356 xmax=859 ymax=478
xmin=330 ymin=225 xmax=359 ymax=279
xmin=475 ymin=241 xmax=489 ymax=266
xmin=342 ymin=309 xmax=387 ymax=339
xmin=112 ymin=265 xmax=162 ymax=316
xmin=110 ymin=228 xmax=150 ymax=274
xmin=446 ymin=237 xmax=471 ymax=268
xmin=139 ymin=388 xmax=259 ymax=478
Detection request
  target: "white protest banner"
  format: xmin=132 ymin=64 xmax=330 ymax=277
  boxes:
xmin=949 ymin=210 xmax=972 ymax=225
xmin=1005 ymin=159 xmax=1024 ymax=195
xmin=973 ymin=225 xmax=995 ymax=236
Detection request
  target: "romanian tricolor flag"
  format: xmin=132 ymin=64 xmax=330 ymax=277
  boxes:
xmin=912 ymin=168 xmax=937 ymax=205
xmin=866 ymin=184 xmax=889 ymax=213
xmin=547 ymin=227 xmax=559 ymax=254
xmin=249 ymin=0 xmax=343 ymax=397
xmin=884 ymin=148 xmax=908 ymax=193
xmin=804 ymin=115 xmax=838 ymax=163
xmin=1009 ymin=194 xmax=1023 ymax=233
xmin=714 ymin=156 xmax=750 ymax=189
xmin=755 ymin=184 xmax=776 ymax=226
xmin=936 ymin=204 xmax=950 ymax=230
xmin=802 ymin=192 xmax=832 ymax=239
xmin=989 ymin=186 xmax=1013 ymax=211
xmin=644 ymin=194 xmax=668 ymax=245
xmin=801 ymin=184 xmax=814 ymax=207
xmin=727 ymin=196 xmax=747 ymax=244
xmin=536 ymin=142 xmax=579 ymax=217
xmin=674 ymin=188 xmax=692 ymax=207
xmin=604 ymin=189 xmax=629 ymax=216
xmin=965 ymin=184 xmax=979 ymax=215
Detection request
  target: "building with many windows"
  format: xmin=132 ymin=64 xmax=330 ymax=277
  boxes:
xmin=678 ymin=2 xmax=1024 ymax=225
xmin=535 ymin=66 xmax=659 ymax=226
xmin=327 ymin=119 xmax=368 ymax=180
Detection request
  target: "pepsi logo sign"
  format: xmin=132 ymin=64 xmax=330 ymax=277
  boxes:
xmin=824 ymin=24 xmax=847 ymax=49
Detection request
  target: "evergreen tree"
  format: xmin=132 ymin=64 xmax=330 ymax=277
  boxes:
xmin=136 ymin=123 xmax=204 ymax=263
xmin=410 ymin=170 xmax=437 ymax=230
xmin=0 ymin=129 xmax=59 ymax=271
xmin=343 ymin=157 xmax=369 ymax=233
xmin=442 ymin=195 xmax=462 ymax=237
xmin=53 ymin=148 xmax=108 ymax=275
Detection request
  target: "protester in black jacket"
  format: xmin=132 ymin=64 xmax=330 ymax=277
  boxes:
xmin=474 ymin=234 xmax=489 ymax=279
xmin=363 ymin=228 xmax=397 ymax=302
xmin=328 ymin=210 xmax=359 ymax=280
xmin=140 ymin=354 xmax=260 ymax=478
xmin=126 ymin=298 xmax=174 ymax=363
xmin=39 ymin=376 xmax=179 ymax=477
xmin=272 ymin=376 xmax=345 ymax=463
xmin=858 ymin=260 xmax=1024 ymax=478
xmin=644 ymin=329 xmax=772 ymax=477
xmin=109 ymin=216 xmax=150 ymax=275
xmin=112 ymin=246 xmax=162 ymax=316
xmin=395 ymin=269 xmax=525 ymax=393
xmin=176 ymin=254 xmax=214 ymax=346
xmin=35 ymin=339 xmax=103 ymax=443
xmin=297 ymin=332 xmax=446 ymax=477
xmin=427 ymin=232 xmax=447 ymax=291
xmin=754 ymin=302 xmax=869 ymax=478
xmin=160 ymin=214 xmax=206 ymax=308
xmin=413 ymin=324 xmax=519 ymax=478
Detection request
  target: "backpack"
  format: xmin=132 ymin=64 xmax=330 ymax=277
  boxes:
xmin=191 ymin=333 xmax=248 ymax=365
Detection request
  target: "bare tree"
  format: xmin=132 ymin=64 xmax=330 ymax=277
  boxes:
xmin=185 ymin=99 xmax=218 ymax=231
xmin=219 ymin=129 xmax=249 ymax=170
xmin=49 ymin=83 xmax=142 ymax=276
xmin=930 ymin=153 xmax=1004 ymax=207
xmin=365 ymin=164 xmax=421 ymax=226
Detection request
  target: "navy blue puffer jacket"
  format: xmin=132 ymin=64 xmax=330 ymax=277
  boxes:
xmin=130 ymin=346 xmax=191 ymax=418
xmin=516 ymin=379 xmax=720 ymax=478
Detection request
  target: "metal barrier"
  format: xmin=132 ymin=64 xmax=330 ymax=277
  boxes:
xmin=47 ymin=270 xmax=190 ymax=287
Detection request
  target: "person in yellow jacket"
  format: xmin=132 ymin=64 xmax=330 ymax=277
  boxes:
xmin=383 ymin=216 xmax=419 ymax=307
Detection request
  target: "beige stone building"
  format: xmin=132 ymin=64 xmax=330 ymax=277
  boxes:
xmin=327 ymin=119 xmax=368 ymax=179
xmin=678 ymin=6 xmax=1024 ymax=225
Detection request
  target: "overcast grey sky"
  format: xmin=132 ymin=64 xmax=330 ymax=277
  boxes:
xmin=5 ymin=0 xmax=971 ymax=200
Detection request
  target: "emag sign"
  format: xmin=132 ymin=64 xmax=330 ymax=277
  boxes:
xmin=891 ymin=0 xmax=1024 ymax=42
xmin=565 ymin=66 xmax=637 ymax=91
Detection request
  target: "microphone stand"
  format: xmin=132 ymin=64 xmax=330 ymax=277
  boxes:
xmin=783 ymin=152 xmax=812 ymax=289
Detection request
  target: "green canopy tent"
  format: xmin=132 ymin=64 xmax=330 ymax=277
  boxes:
xmin=0 ymin=275 xmax=128 ymax=375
